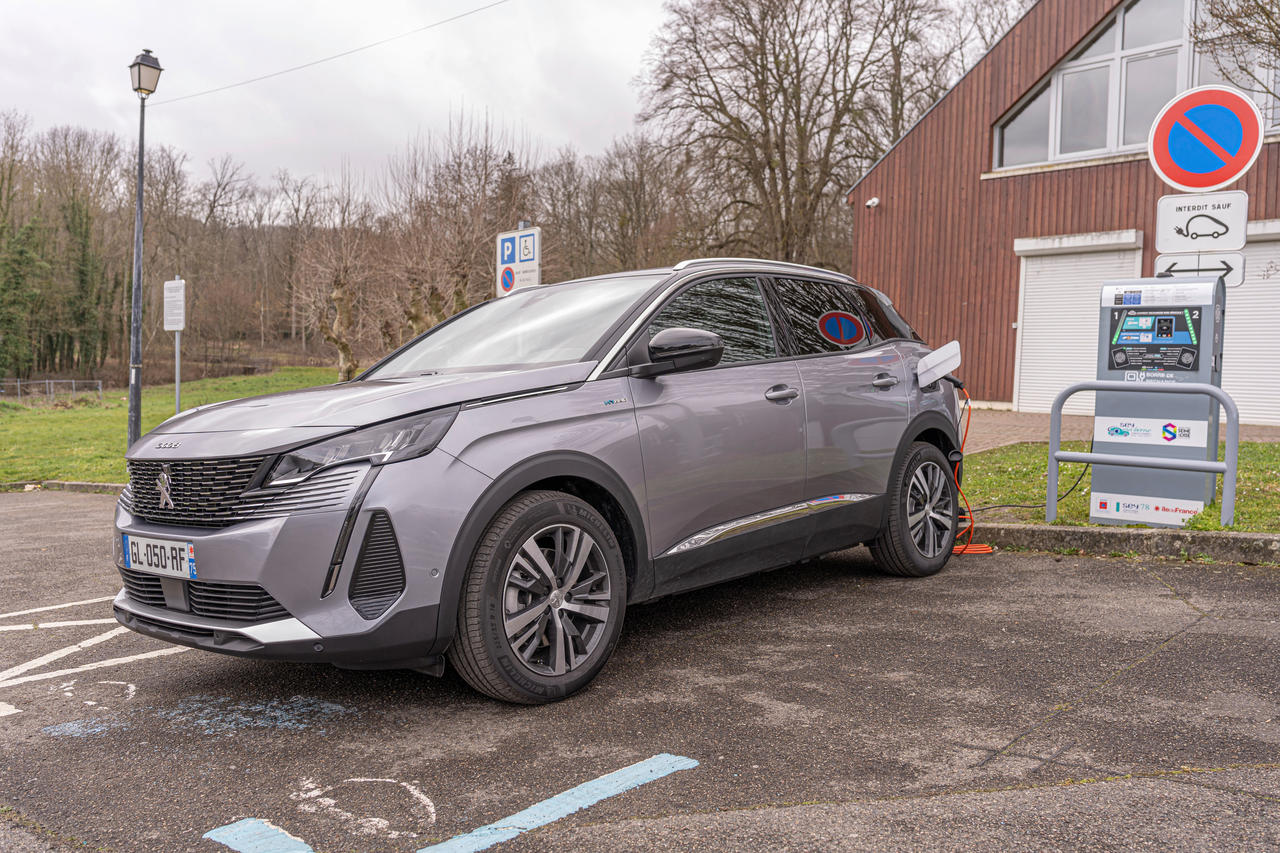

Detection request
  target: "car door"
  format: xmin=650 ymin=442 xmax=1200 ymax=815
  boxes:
xmin=628 ymin=276 xmax=808 ymax=595
xmin=767 ymin=277 xmax=911 ymax=557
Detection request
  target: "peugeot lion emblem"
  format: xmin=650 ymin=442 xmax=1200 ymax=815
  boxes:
xmin=157 ymin=464 xmax=175 ymax=510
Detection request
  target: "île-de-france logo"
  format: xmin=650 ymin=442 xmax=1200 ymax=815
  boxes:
xmin=1162 ymin=423 xmax=1178 ymax=442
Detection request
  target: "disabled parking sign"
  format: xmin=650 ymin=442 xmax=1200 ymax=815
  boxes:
xmin=1147 ymin=86 xmax=1263 ymax=193
xmin=494 ymin=226 xmax=541 ymax=298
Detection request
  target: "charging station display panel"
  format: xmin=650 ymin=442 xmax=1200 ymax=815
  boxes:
xmin=1106 ymin=305 xmax=1202 ymax=372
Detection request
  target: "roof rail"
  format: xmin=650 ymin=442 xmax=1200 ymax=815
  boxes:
xmin=672 ymin=257 xmax=853 ymax=279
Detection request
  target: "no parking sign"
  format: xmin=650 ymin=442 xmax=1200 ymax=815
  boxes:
xmin=1147 ymin=86 xmax=1263 ymax=193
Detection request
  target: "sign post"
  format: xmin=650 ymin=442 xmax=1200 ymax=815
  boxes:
xmin=163 ymin=278 xmax=185 ymax=414
xmin=495 ymin=225 xmax=541 ymax=298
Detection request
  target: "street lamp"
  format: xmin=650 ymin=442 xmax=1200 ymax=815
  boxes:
xmin=126 ymin=49 xmax=162 ymax=449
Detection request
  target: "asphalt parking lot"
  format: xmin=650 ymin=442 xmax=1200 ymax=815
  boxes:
xmin=1 ymin=490 xmax=1277 ymax=852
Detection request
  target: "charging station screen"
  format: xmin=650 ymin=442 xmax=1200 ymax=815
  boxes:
xmin=1106 ymin=307 xmax=1202 ymax=372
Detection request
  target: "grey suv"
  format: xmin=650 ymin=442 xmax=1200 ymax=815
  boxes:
xmin=114 ymin=259 xmax=962 ymax=703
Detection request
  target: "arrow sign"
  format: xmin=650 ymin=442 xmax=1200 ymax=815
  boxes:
xmin=1154 ymin=251 xmax=1245 ymax=288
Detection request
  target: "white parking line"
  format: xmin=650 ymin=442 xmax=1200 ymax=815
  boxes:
xmin=0 ymin=619 xmax=119 ymax=632
xmin=0 ymin=646 xmax=187 ymax=690
xmin=0 ymin=627 xmax=129 ymax=684
xmin=0 ymin=702 xmax=20 ymax=717
xmin=0 ymin=596 xmax=116 ymax=620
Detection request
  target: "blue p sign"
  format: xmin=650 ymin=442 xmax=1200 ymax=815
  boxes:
xmin=500 ymin=236 xmax=516 ymax=264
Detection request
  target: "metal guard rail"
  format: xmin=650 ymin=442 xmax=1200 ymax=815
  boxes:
xmin=1048 ymin=381 xmax=1239 ymax=526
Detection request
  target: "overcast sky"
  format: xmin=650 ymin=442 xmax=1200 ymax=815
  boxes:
xmin=4 ymin=0 xmax=669 ymax=180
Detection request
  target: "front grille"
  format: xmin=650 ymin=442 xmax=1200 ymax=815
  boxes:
xmin=348 ymin=511 xmax=406 ymax=620
xmin=119 ymin=567 xmax=166 ymax=608
xmin=118 ymin=567 xmax=288 ymax=622
xmin=122 ymin=458 xmax=361 ymax=528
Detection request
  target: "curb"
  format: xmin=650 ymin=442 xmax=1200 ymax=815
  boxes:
xmin=1 ymin=480 xmax=125 ymax=495
xmin=976 ymin=522 xmax=1280 ymax=566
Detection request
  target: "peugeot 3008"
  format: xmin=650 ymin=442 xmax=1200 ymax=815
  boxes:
xmin=115 ymin=258 xmax=963 ymax=703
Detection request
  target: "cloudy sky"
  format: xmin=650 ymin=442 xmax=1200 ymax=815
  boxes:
xmin=4 ymin=0 xmax=669 ymax=180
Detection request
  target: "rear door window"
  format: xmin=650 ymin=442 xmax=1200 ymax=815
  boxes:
xmin=646 ymin=277 xmax=779 ymax=365
xmin=770 ymin=278 xmax=876 ymax=355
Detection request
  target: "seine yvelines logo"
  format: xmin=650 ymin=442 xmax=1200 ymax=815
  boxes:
xmin=1162 ymin=422 xmax=1192 ymax=442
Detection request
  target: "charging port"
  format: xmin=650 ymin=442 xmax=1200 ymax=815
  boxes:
xmin=1156 ymin=317 xmax=1175 ymax=338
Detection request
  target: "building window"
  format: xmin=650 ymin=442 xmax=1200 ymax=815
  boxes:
xmin=994 ymin=0 xmax=1277 ymax=169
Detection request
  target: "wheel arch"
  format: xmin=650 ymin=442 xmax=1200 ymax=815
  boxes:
xmin=431 ymin=451 xmax=650 ymax=656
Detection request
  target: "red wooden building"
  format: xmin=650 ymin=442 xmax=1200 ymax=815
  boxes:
xmin=846 ymin=0 xmax=1280 ymax=424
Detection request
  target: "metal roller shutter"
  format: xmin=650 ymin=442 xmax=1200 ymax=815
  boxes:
xmin=1014 ymin=249 xmax=1141 ymax=414
xmin=1223 ymin=241 xmax=1280 ymax=426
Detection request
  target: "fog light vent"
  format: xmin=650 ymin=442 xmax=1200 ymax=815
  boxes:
xmin=349 ymin=510 xmax=406 ymax=620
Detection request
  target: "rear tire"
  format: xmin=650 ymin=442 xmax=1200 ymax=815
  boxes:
xmin=447 ymin=490 xmax=627 ymax=704
xmin=869 ymin=442 xmax=957 ymax=577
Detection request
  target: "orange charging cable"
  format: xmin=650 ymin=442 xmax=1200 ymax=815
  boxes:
xmin=951 ymin=386 xmax=994 ymax=555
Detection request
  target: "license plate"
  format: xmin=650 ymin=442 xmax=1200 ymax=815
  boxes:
xmin=122 ymin=534 xmax=196 ymax=579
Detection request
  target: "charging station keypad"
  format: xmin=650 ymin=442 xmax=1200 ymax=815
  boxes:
xmin=1106 ymin=307 xmax=1201 ymax=372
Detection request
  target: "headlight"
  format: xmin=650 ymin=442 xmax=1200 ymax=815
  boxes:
xmin=265 ymin=406 xmax=459 ymax=487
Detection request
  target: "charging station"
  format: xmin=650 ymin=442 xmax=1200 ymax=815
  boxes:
xmin=1091 ymin=276 xmax=1226 ymax=527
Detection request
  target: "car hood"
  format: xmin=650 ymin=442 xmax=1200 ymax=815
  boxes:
xmin=128 ymin=362 xmax=594 ymax=459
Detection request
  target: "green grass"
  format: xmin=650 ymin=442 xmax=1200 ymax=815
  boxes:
xmin=0 ymin=367 xmax=338 ymax=484
xmin=964 ymin=440 xmax=1280 ymax=533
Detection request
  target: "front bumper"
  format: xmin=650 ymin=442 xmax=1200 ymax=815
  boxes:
xmin=112 ymin=450 xmax=493 ymax=669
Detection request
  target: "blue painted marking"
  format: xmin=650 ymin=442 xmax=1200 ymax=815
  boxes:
xmin=204 ymin=818 xmax=313 ymax=853
xmin=419 ymin=753 xmax=698 ymax=853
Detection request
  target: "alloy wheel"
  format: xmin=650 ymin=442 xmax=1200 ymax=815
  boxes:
xmin=907 ymin=460 xmax=954 ymax=558
xmin=502 ymin=523 xmax=613 ymax=677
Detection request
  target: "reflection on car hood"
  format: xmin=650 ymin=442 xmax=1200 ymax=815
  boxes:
xmin=133 ymin=363 xmax=595 ymax=455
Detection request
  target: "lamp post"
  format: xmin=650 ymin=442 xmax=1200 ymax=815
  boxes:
xmin=126 ymin=49 xmax=162 ymax=449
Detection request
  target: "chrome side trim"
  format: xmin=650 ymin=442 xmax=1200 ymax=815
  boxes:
xmin=462 ymin=385 xmax=573 ymax=409
xmin=662 ymin=493 xmax=875 ymax=556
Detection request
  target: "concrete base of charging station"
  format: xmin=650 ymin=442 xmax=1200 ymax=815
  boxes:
xmin=976 ymin=522 xmax=1280 ymax=566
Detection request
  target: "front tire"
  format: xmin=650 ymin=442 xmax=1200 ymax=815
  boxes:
xmin=869 ymin=442 xmax=957 ymax=577
xmin=447 ymin=490 xmax=627 ymax=704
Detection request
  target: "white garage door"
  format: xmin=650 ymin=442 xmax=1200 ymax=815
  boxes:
xmin=1014 ymin=249 xmax=1141 ymax=415
xmin=1222 ymin=241 xmax=1280 ymax=425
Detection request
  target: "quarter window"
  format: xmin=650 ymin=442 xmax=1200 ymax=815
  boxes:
xmin=646 ymin=278 xmax=778 ymax=364
xmin=771 ymin=279 xmax=875 ymax=355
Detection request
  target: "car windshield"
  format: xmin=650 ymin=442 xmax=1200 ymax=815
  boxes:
xmin=365 ymin=274 xmax=664 ymax=377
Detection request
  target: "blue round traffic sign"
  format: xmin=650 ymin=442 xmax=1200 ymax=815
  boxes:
xmin=816 ymin=311 xmax=865 ymax=346
xmin=500 ymin=267 xmax=515 ymax=293
xmin=1147 ymin=86 xmax=1263 ymax=192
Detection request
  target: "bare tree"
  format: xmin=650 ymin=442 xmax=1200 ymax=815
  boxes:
xmin=299 ymin=167 xmax=376 ymax=380
xmin=1194 ymin=0 xmax=1280 ymax=100
xmin=641 ymin=0 xmax=894 ymax=264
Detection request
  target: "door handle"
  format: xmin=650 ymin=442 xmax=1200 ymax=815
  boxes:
xmin=871 ymin=373 xmax=900 ymax=389
xmin=764 ymin=385 xmax=800 ymax=402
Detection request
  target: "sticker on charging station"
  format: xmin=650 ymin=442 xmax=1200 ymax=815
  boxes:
xmin=1094 ymin=417 xmax=1209 ymax=448
xmin=1091 ymin=492 xmax=1204 ymax=526
xmin=816 ymin=311 xmax=865 ymax=347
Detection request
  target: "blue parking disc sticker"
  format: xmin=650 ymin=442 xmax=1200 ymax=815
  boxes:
xmin=816 ymin=311 xmax=865 ymax=346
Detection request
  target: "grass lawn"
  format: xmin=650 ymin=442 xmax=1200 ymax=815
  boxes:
xmin=0 ymin=367 xmax=337 ymax=484
xmin=964 ymin=440 xmax=1280 ymax=534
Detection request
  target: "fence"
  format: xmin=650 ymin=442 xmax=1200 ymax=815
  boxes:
xmin=0 ymin=379 xmax=104 ymax=405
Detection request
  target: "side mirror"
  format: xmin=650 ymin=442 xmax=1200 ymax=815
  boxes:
xmin=635 ymin=327 xmax=724 ymax=377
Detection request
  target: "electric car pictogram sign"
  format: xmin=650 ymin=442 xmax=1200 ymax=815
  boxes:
xmin=1147 ymin=86 xmax=1263 ymax=193
xmin=816 ymin=311 xmax=866 ymax=346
